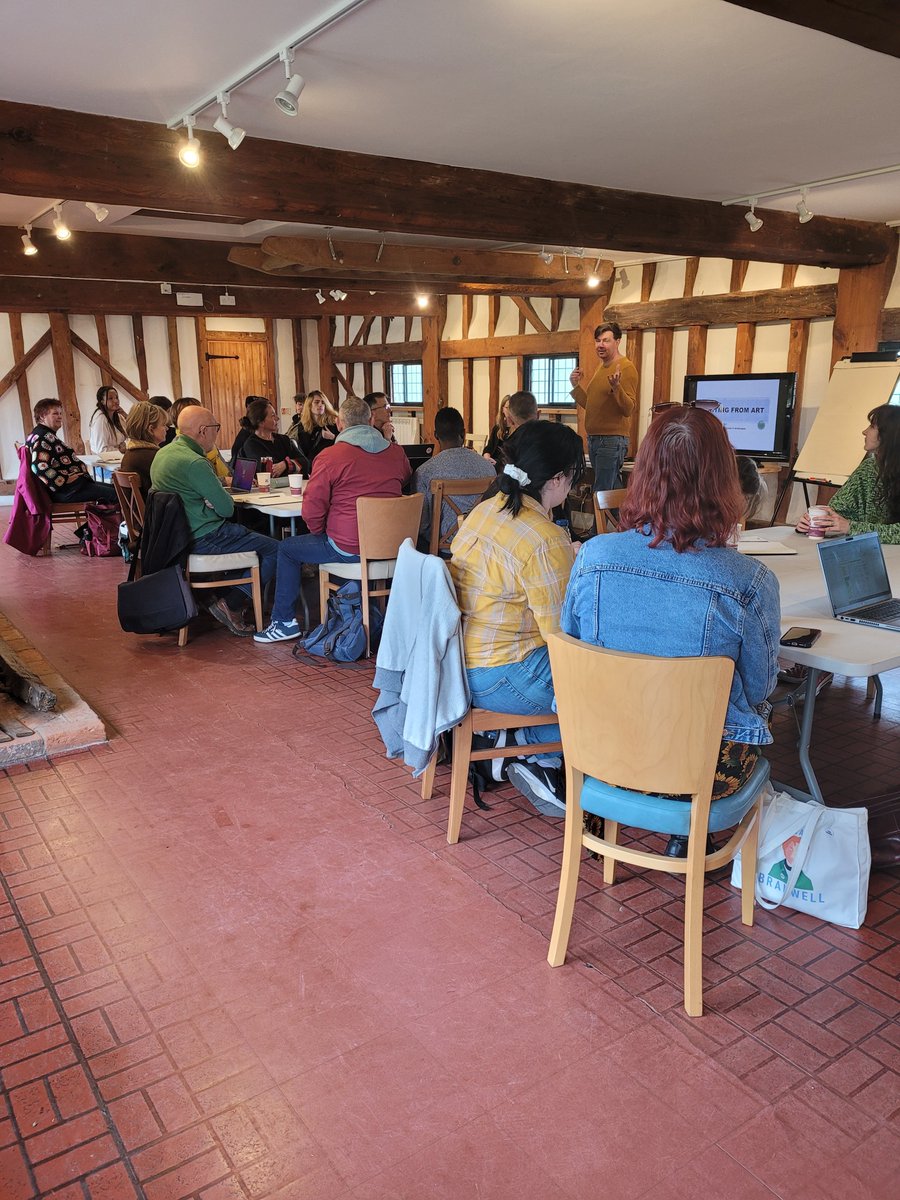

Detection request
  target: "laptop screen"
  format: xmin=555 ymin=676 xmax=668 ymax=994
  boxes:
xmin=403 ymin=443 xmax=435 ymax=471
xmin=818 ymin=533 xmax=892 ymax=616
xmin=231 ymin=457 xmax=257 ymax=492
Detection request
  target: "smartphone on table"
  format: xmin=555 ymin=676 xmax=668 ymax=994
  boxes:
xmin=780 ymin=627 xmax=821 ymax=648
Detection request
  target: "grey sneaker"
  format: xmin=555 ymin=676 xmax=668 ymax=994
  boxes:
xmin=253 ymin=619 xmax=302 ymax=644
xmin=507 ymin=762 xmax=566 ymax=817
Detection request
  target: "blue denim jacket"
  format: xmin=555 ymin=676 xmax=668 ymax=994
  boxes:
xmin=561 ymin=530 xmax=781 ymax=745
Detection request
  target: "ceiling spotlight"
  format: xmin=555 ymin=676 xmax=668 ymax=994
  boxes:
xmin=179 ymin=116 xmax=201 ymax=167
xmin=52 ymin=205 xmax=71 ymax=241
xmin=213 ymin=93 xmax=245 ymax=150
xmin=587 ymin=256 xmax=602 ymax=288
xmin=21 ymin=226 xmax=37 ymax=256
xmin=539 ymin=246 xmax=553 ymax=265
xmin=275 ymin=48 xmax=306 ymax=116
xmin=329 ymin=289 xmax=347 ymax=301
xmin=85 ymin=202 xmax=109 ymax=223
xmin=744 ymin=200 xmax=763 ymax=232
xmin=416 ymin=294 xmax=429 ymax=308
xmin=315 ymin=289 xmax=326 ymax=304
xmin=796 ymin=189 xmax=814 ymax=224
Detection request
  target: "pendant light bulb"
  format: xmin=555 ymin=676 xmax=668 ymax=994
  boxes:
xmin=416 ymin=293 xmax=429 ymax=308
xmin=275 ymin=49 xmax=305 ymax=116
xmin=214 ymin=94 xmax=245 ymax=150
xmin=179 ymin=116 xmax=201 ymax=167
xmin=52 ymin=206 xmax=71 ymax=241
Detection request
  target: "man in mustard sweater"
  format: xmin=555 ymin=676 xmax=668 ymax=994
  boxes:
xmin=569 ymin=321 xmax=638 ymax=491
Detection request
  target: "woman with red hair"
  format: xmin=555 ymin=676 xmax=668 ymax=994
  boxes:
xmin=561 ymin=407 xmax=781 ymax=856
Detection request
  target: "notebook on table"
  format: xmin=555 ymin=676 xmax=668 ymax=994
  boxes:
xmin=227 ymin=457 xmax=257 ymax=493
xmin=818 ymin=532 xmax=900 ymax=631
xmin=737 ymin=536 xmax=797 ymax=556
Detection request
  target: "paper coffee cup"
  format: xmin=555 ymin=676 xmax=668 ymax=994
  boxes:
xmin=256 ymin=472 xmax=271 ymax=492
xmin=288 ymin=473 xmax=303 ymax=496
xmin=807 ymin=505 xmax=829 ymax=540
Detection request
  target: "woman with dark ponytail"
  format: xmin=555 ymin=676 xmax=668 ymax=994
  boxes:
xmin=449 ymin=421 xmax=585 ymax=814
xmin=89 ymin=385 xmax=126 ymax=453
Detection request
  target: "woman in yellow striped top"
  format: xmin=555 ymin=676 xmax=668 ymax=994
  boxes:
xmin=449 ymin=421 xmax=584 ymax=814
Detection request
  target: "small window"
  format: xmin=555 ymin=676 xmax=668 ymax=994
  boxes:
xmin=390 ymin=362 xmax=423 ymax=406
xmin=879 ymin=343 xmax=900 ymax=404
xmin=524 ymin=354 xmax=578 ymax=407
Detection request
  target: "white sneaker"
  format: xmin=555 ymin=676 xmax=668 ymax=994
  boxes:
xmin=506 ymin=762 xmax=566 ymax=817
xmin=253 ymin=619 xmax=302 ymax=644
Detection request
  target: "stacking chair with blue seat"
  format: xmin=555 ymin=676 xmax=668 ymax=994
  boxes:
xmin=545 ymin=631 xmax=769 ymax=1017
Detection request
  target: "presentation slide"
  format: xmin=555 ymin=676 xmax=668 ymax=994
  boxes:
xmin=694 ymin=378 xmax=779 ymax=454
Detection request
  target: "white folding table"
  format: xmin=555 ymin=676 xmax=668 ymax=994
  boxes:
xmin=742 ymin=527 xmax=900 ymax=802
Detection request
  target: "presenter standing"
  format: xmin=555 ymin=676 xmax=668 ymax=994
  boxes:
xmin=570 ymin=321 xmax=638 ymax=491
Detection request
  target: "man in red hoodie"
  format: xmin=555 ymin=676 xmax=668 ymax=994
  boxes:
xmin=254 ymin=395 xmax=411 ymax=643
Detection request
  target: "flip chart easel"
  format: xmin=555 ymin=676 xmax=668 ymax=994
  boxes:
xmin=770 ymin=359 xmax=900 ymax=521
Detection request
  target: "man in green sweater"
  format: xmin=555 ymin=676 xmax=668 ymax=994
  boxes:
xmin=569 ymin=320 xmax=639 ymax=491
xmin=150 ymin=406 xmax=279 ymax=636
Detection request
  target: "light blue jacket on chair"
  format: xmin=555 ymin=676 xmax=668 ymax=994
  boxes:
xmin=561 ymin=529 xmax=781 ymax=745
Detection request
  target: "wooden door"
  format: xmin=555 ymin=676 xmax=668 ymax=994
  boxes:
xmin=197 ymin=321 xmax=277 ymax=449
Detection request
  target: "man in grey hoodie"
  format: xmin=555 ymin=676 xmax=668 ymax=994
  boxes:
xmin=254 ymin=396 xmax=411 ymax=643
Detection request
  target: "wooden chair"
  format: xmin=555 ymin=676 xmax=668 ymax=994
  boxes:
xmin=544 ymin=631 xmax=768 ymax=1017
xmin=17 ymin=444 xmax=87 ymax=554
xmin=592 ymin=487 xmax=628 ymax=534
xmin=112 ymin=471 xmax=145 ymax=576
xmin=182 ymin=552 xmax=263 ymax=647
xmin=318 ymin=494 xmax=424 ymax=657
xmin=420 ymin=707 xmax=562 ymax=844
xmin=427 ymin=477 xmax=494 ymax=556
xmin=130 ymin=486 xmax=264 ymax=647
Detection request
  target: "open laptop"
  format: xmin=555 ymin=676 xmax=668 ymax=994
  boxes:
xmin=227 ymin=456 xmax=257 ymax=493
xmin=403 ymin=443 xmax=435 ymax=472
xmin=817 ymin=532 xmax=900 ymax=631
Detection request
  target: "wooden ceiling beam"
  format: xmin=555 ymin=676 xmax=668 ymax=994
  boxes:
xmin=250 ymin=237 xmax=613 ymax=285
xmin=0 ymin=277 xmax=427 ymax=317
xmin=723 ymin=2 xmax=900 ymax=60
xmin=0 ymin=100 xmax=893 ymax=268
xmin=605 ymin=283 xmax=838 ymax=330
xmin=0 ymin=230 xmax=595 ymax=296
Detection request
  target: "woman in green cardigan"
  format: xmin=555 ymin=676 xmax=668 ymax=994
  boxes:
xmin=796 ymin=404 xmax=900 ymax=544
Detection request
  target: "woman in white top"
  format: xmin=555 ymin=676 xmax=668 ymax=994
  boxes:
xmin=89 ymin=386 xmax=126 ymax=453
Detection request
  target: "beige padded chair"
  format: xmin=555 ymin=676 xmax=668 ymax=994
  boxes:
xmin=592 ymin=487 xmax=628 ymax=534
xmin=545 ymin=631 xmax=767 ymax=1017
xmin=318 ymin=493 xmax=424 ymax=657
xmin=420 ymin=707 xmax=562 ymax=844
xmin=117 ymin=475 xmax=264 ymax=647
xmin=427 ymin=477 xmax=494 ymax=556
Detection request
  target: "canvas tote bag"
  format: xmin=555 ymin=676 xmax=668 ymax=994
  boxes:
xmin=731 ymin=786 xmax=870 ymax=929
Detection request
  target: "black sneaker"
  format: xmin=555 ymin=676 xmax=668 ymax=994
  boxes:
xmin=507 ymin=762 xmax=566 ymax=817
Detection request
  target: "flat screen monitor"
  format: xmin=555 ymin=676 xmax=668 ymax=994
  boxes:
xmin=682 ymin=372 xmax=796 ymax=462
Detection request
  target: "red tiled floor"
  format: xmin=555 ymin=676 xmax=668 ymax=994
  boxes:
xmin=0 ymin=523 xmax=899 ymax=1199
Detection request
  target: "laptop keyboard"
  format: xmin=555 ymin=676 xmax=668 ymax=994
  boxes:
xmin=855 ymin=599 xmax=900 ymax=621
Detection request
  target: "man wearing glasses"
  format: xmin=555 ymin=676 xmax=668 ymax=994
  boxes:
xmin=150 ymin=406 xmax=279 ymax=636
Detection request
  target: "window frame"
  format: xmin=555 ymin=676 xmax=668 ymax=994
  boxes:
xmin=523 ymin=353 xmax=578 ymax=409
xmin=387 ymin=361 xmax=424 ymax=407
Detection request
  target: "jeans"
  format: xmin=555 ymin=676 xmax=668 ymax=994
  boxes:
xmin=191 ymin=522 xmax=279 ymax=607
xmin=588 ymin=434 xmax=629 ymax=492
xmin=54 ymin=476 xmax=117 ymax=504
xmin=272 ymin=533 xmax=359 ymax=623
xmin=466 ymin=644 xmax=561 ymax=767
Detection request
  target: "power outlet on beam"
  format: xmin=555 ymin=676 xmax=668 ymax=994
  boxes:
xmin=176 ymin=291 xmax=204 ymax=307
xmin=219 ymin=292 xmax=235 ymax=306
xmin=160 ymin=282 xmax=172 ymax=295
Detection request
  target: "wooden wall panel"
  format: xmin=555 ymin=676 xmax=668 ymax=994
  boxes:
xmin=48 ymin=313 xmax=84 ymax=453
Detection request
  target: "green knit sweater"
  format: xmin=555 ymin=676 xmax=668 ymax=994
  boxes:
xmin=830 ymin=455 xmax=900 ymax=545
xmin=149 ymin=434 xmax=234 ymax=539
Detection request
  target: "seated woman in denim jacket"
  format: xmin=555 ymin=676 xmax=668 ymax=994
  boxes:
xmin=450 ymin=421 xmax=585 ymax=816
xmin=561 ymin=406 xmax=781 ymax=856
